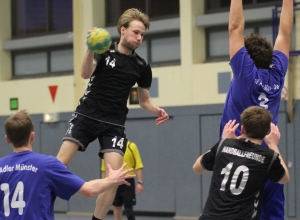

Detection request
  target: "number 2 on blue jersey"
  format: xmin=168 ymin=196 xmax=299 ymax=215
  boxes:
xmin=258 ymin=92 xmax=269 ymax=109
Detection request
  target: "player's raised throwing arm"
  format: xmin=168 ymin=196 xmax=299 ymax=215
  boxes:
xmin=81 ymin=27 xmax=98 ymax=79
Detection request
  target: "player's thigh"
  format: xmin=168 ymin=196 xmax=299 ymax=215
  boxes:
xmin=98 ymin=124 xmax=128 ymax=158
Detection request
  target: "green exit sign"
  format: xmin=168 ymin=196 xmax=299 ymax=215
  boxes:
xmin=10 ymin=98 xmax=19 ymax=110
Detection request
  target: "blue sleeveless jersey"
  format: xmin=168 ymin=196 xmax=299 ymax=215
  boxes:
xmin=0 ymin=151 xmax=85 ymax=220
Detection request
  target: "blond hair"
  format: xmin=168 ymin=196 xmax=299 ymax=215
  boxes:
xmin=117 ymin=8 xmax=150 ymax=35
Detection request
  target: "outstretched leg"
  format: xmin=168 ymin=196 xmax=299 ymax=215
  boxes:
xmin=93 ymin=152 xmax=123 ymax=219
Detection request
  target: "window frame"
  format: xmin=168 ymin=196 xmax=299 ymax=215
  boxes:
xmin=105 ymin=0 xmax=179 ymax=27
xmin=205 ymin=21 xmax=273 ymax=62
xmin=11 ymin=0 xmax=73 ymax=39
xmin=111 ymin=31 xmax=180 ymax=67
xmin=12 ymin=45 xmax=73 ymax=79
xmin=147 ymin=32 xmax=181 ymax=67
xmin=204 ymin=0 xmax=282 ymax=14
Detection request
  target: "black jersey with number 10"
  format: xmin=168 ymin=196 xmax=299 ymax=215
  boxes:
xmin=200 ymin=138 xmax=285 ymax=220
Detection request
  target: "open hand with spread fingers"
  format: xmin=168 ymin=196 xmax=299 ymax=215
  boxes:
xmin=107 ymin=163 xmax=136 ymax=186
xmin=264 ymin=123 xmax=281 ymax=151
xmin=221 ymin=119 xmax=240 ymax=139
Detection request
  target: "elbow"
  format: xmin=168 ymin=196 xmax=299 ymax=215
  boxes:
xmin=228 ymin=22 xmax=239 ymax=33
xmin=285 ymin=176 xmax=290 ymax=184
xmin=228 ymin=19 xmax=245 ymax=33
xmin=282 ymin=175 xmax=290 ymax=184
xmin=192 ymin=164 xmax=203 ymax=174
xmin=81 ymin=186 xmax=97 ymax=198
xmin=278 ymin=173 xmax=290 ymax=185
xmin=138 ymin=98 xmax=148 ymax=109
xmin=84 ymin=189 xmax=97 ymax=198
xmin=228 ymin=26 xmax=235 ymax=34
xmin=192 ymin=165 xmax=199 ymax=174
xmin=81 ymin=72 xmax=90 ymax=79
xmin=78 ymin=182 xmax=98 ymax=197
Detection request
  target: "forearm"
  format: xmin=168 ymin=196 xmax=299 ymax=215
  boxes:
xmin=81 ymin=49 xmax=95 ymax=79
xmin=193 ymin=155 xmax=206 ymax=174
xmin=137 ymin=86 xmax=168 ymax=125
xmin=101 ymin=170 xmax=105 ymax=178
xmin=272 ymin=146 xmax=289 ymax=174
xmin=279 ymin=0 xmax=293 ymax=37
xmin=77 ymin=178 xmax=115 ymax=197
xmin=269 ymin=144 xmax=290 ymax=184
xmin=277 ymin=153 xmax=290 ymax=182
xmin=136 ymin=169 xmax=143 ymax=183
xmin=139 ymin=97 xmax=160 ymax=116
xmin=228 ymin=0 xmax=245 ymax=32
xmin=135 ymin=169 xmax=144 ymax=194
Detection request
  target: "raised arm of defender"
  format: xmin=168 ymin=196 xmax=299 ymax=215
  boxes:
xmin=273 ymin=0 xmax=294 ymax=57
xmin=228 ymin=0 xmax=245 ymax=59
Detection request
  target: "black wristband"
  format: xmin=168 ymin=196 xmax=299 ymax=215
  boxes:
xmin=138 ymin=181 xmax=143 ymax=185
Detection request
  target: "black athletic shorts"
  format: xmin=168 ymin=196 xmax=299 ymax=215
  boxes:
xmin=62 ymin=113 xmax=127 ymax=158
xmin=113 ymin=178 xmax=136 ymax=207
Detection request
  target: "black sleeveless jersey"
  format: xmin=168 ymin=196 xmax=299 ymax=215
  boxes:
xmin=75 ymin=42 xmax=152 ymax=125
xmin=199 ymin=138 xmax=285 ymax=220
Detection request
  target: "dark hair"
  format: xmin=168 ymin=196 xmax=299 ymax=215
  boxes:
xmin=240 ymin=106 xmax=273 ymax=139
xmin=5 ymin=110 xmax=34 ymax=148
xmin=244 ymin=33 xmax=273 ymax=69
xmin=117 ymin=8 xmax=150 ymax=35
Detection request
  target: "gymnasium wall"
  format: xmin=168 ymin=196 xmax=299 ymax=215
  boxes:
xmin=0 ymin=0 xmax=300 ymax=219
xmin=0 ymin=0 xmax=299 ymax=116
xmin=0 ymin=62 xmax=231 ymax=116
xmin=0 ymin=101 xmax=299 ymax=219
xmin=1 ymin=1 xmax=299 ymax=118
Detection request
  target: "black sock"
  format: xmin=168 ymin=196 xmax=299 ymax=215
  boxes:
xmin=92 ymin=216 xmax=101 ymax=220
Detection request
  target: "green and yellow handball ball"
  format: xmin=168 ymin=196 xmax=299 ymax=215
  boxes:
xmin=86 ymin=28 xmax=112 ymax=54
